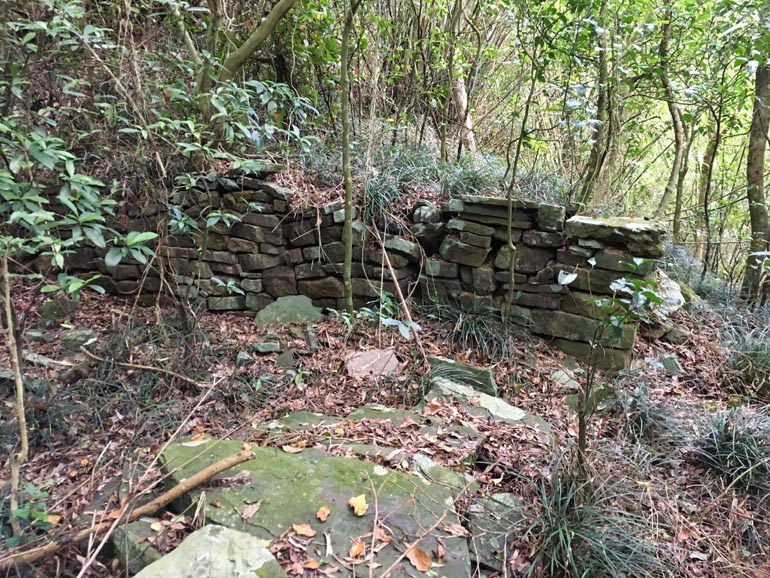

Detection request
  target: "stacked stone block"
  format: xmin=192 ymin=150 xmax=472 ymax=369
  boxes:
xmin=66 ymin=174 xmax=666 ymax=369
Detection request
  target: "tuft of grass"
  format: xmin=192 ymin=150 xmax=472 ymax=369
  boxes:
xmin=723 ymin=324 xmax=770 ymax=401
xmin=693 ymin=405 xmax=770 ymax=495
xmin=525 ymin=458 xmax=667 ymax=578
xmin=418 ymin=299 xmax=519 ymax=363
xmin=516 ymin=168 xmax=569 ymax=205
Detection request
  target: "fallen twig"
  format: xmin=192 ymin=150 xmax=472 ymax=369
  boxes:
xmin=0 ymin=445 xmax=254 ymax=571
xmin=80 ymin=345 xmax=202 ymax=388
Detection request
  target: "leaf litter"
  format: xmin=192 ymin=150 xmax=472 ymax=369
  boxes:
xmin=0 ymin=282 xmax=767 ymax=577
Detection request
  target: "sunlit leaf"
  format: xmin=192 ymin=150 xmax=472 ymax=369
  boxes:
xmin=348 ymin=494 xmax=368 ymax=516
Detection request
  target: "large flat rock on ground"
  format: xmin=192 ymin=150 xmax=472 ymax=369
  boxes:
xmin=134 ymin=525 xmax=286 ymax=578
xmin=161 ymin=439 xmax=471 ymax=578
xmin=254 ymin=295 xmax=324 ymax=325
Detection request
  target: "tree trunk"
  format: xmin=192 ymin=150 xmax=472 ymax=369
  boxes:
xmin=575 ymin=0 xmax=609 ymax=209
xmin=194 ymin=0 xmax=298 ymax=116
xmin=654 ymin=5 xmax=686 ymax=221
xmin=741 ymin=64 xmax=770 ymax=302
xmin=452 ymin=76 xmax=477 ymax=155
xmin=694 ymin=131 xmax=717 ymax=262
xmin=2 ymin=255 xmax=28 ymax=538
xmin=341 ymin=0 xmax=362 ymax=315
xmin=673 ymin=123 xmax=695 ymax=242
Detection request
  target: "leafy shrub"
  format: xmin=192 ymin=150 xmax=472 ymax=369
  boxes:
xmin=693 ymin=405 xmax=770 ymax=495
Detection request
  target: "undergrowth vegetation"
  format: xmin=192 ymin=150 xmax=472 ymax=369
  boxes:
xmin=693 ymin=406 xmax=770 ymax=496
xmin=525 ymin=457 xmax=668 ymax=578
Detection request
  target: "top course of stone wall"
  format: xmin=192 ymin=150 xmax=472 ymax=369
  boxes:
xmin=67 ymin=171 xmax=666 ymax=369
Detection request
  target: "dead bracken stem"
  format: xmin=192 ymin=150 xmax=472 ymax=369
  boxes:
xmin=0 ymin=444 xmax=254 ymax=571
xmin=371 ymin=225 xmax=427 ymax=365
xmin=79 ymin=345 xmax=203 ymax=388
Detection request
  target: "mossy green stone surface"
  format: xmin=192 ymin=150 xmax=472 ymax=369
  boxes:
xmin=254 ymin=295 xmax=324 ymax=325
xmin=111 ymin=519 xmax=163 ymax=575
xmin=161 ymin=440 xmax=471 ymax=578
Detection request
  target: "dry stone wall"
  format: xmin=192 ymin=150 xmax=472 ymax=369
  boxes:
xmin=68 ymin=173 xmax=666 ymax=369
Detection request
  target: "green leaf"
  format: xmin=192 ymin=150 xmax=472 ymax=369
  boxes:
xmin=129 ymin=247 xmax=148 ymax=264
xmin=105 ymin=247 xmax=123 ymax=267
xmin=126 ymin=231 xmax=158 ymax=245
xmin=84 ymin=226 xmax=106 ymax=248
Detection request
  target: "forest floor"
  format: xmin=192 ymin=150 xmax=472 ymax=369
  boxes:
xmin=1 ymin=283 xmax=768 ymax=578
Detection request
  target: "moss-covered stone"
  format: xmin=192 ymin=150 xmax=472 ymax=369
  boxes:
xmin=254 ymin=295 xmax=324 ymax=325
xmin=427 ymin=356 xmax=497 ymax=397
xmin=566 ymin=216 xmax=665 ymax=257
xmin=469 ymin=493 xmax=525 ymax=571
xmin=111 ymin=519 xmax=163 ymax=575
xmin=529 ymin=309 xmax=636 ymax=349
xmin=160 ymin=441 xmax=471 ymax=578
xmin=536 ymin=203 xmax=566 ymax=232
xmin=439 ymin=237 xmax=491 ymax=267
xmin=494 ymin=245 xmax=554 ymax=274
xmin=552 ymin=338 xmax=633 ymax=370
xmin=424 ymin=259 xmax=459 ymax=278
xmin=425 ymin=378 xmax=551 ymax=439
xmin=347 ymin=403 xmax=417 ymax=426
xmin=447 ymin=218 xmax=495 ymax=236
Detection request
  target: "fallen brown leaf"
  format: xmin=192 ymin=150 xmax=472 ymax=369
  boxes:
xmin=303 ymin=559 xmax=320 ymax=569
xmin=443 ymin=522 xmax=470 ymax=536
xmin=374 ymin=525 xmax=391 ymax=543
xmin=436 ymin=543 xmax=445 ymax=563
xmin=293 ymin=523 xmax=317 ymax=537
xmin=317 ymin=505 xmax=331 ymax=522
xmin=406 ymin=547 xmax=432 ymax=572
xmin=282 ymin=441 xmax=306 ymax=454
xmin=349 ymin=538 xmax=365 ymax=558
xmin=241 ymin=500 xmax=262 ymax=520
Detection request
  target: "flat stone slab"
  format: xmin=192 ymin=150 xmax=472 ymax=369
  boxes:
xmin=134 ymin=525 xmax=287 ymax=578
xmin=254 ymin=295 xmax=324 ymax=325
xmin=565 ymin=216 xmax=665 ymax=258
xmin=346 ymin=403 xmax=417 ymax=427
xmin=427 ymin=356 xmax=498 ymax=397
xmin=344 ymin=348 xmax=401 ymax=377
xmin=469 ymin=493 xmax=525 ymax=571
xmin=426 ymin=378 xmax=551 ymax=440
xmin=161 ymin=440 xmax=471 ymax=578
